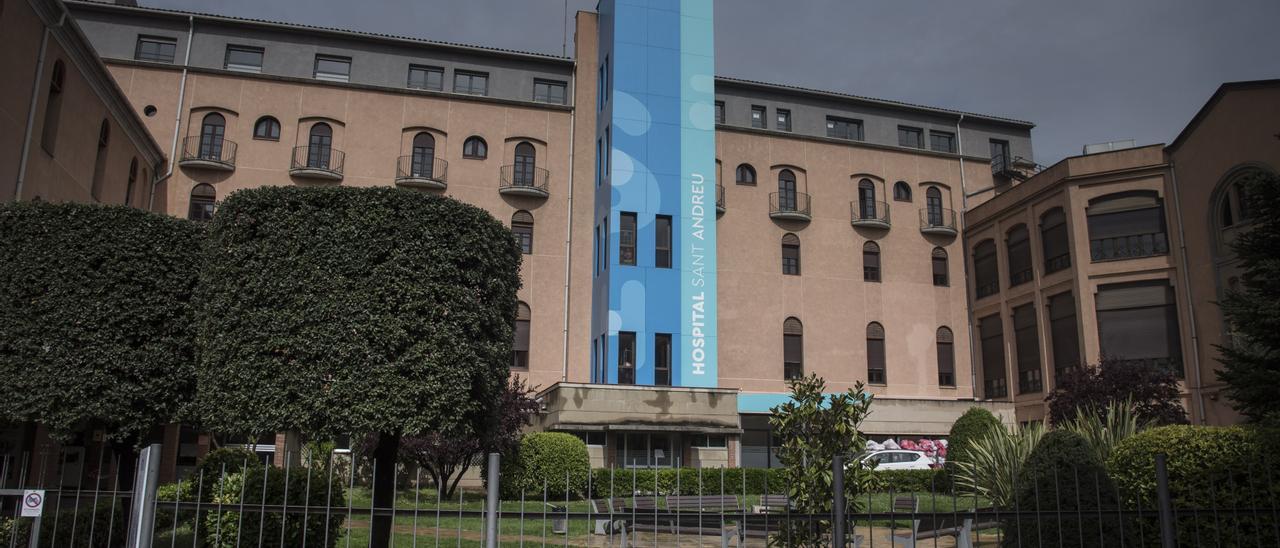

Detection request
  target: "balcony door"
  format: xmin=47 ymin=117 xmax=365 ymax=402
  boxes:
xmin=513 ymin=142 xmax=536 ymax=186
xmin=199 ymin=113 xmax=225 ymax=160
xmin=307 ymin=123 xmax=333 ymax=169
xmin=926 ymin=187 xmax=944 ymax=226
xmin=411 ymin=132 xmax=436 ymax=179
xmin=778 ymin=170 xmax=798 ymax=211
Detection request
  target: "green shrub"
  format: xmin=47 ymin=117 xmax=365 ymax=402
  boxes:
xmin=195 ymin=447 xmax=264 ymax=487
xmin=204 ymin=465 xmax=346 ymax=548
xmin=952 ymin=422 xmax=1045 ymax=506
xmin=1005 ymin=430 xmax=1119 ymax=548
xmin=1108 ymin=425 xmax=1280 ymax=546
xmin=942 ymin=407 xmax=1003 ymax=489
xmin=501 ymin=432 xmax=590 ymax=499
xmin=874 ymin=469 xmax=944 ymax=493
xmin=0 ymin=501 xmax=128 ymax=547
xmin=589 ymin=467 xmax=787 ymax=497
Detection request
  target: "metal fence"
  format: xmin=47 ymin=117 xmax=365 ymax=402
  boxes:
xmin=3 ymin=446 xmax=1278 ymax=547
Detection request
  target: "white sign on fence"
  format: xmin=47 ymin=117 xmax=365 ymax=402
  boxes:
xmin=21 ymin=489 xmax=44 ymax=517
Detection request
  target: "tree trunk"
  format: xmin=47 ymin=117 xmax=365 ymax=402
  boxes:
xmin=370 ymin=432 xmax=400 ymax=548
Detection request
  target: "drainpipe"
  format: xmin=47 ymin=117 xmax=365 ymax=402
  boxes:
xmin=149 ymin=15 xmax=194 ymax=211
xmin=560 ymin=62 xmax=578 ymax=383
xmin=1166 ymin=162 xmax=1207 ymax=423
xmin=955 ymin=114 xmax=981 ymax=398
xmin=14 ymin=7 xmax=68 ymax=201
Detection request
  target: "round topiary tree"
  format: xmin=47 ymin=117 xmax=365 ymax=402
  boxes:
xmin=1005 ymin=430 xmax=1119 ymax=548
xmin=500 ymin=432 xmax=591 ymax=499
xmin=942 ymin=406 xmax=1003 ymax=490
xmin=0 ymin=201 xmax=202 ymax=447
xmin=193 ymin=186 xmax=521 ymax=548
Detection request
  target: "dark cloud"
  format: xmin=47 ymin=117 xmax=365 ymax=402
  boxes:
xmin=147 ymin=0 xmax=1279 ymax=164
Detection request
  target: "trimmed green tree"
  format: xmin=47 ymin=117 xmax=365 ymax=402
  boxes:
xmin=942 ymin=406 xmax=1003 ymax=489
xmin=193 ymin=186 xmax=521 ymax=548
xmin=499 ymin=432 xmax=591 ymax=499
xmin=1005 ymin=430 xmax=1119 ymax=547
xmin=1216 ymin=170 xmax=1280 ymax=424
xmin=0 ymin=201 xmax=202 ymax=446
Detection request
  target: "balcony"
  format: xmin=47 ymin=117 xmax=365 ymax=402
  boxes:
xmin=1089 ymin=232 xmax=1169 ymax=262
xmin=850 ymin=200 xmax=890 ymax=229
xmin=919 ymin=207 xmax=958 ymax=236
xmin=395 ymin=156 xmax=448 ymax=190
xmin=716 ymin=184 xmax=725 ymax=215
xmin=769 ymin=192 xmax=811 ymax=222
xmin=289 ymin=146 xmax=345 ymax=181
xmin=499 ymin=165 xmax=550 ymax=198
xmin=992 ymin=155 xmax=1046 ymax=182
xmin=178 ymin=136 xmax=236 ymax=171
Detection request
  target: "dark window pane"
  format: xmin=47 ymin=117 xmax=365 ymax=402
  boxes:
xmin=619 ymin=212 xmax=637 ymax=266
xmin=1007 ymin=226 xmax=1033 ymax=286
xmin=980 ymin=314 xmax=1007 ymax=398
xmin=225 ymin=46 xmax=263 ymax=73
xmin=655 ymin=333 xmax=672 ymax=386
xmin=408 ymin=65 xmax=444 ymax=91
xmin=714 ymin=101 xmax=724 ymax=124
xmin=513 ymin=223 xmax=533 ymax=254
xmin=655 ymin=215 xmax=672 ymax=268
xmin=1087 ymin=194 xmax=1168 ymax=261
xmin=898 ymin=126 xmax=923 ymax=148
xmin=314 ymin=55 xmax=351 ymax=82
xmin=932 ymin=252 xmax=948 ymax=287
xmin=867 ymin=335 xmax=886 ymax=384
xmin=783 ymin=333 xmax=803 ymax=379
xmin=1041 ymin=209 xmax=1071 ymax=273
xmin=1048 ymin=292 xmax=1080 ymax=377
xmin=534 ymin=79 xmax=567 ymax=104
xmin=454 ymin=71 xmax=489 ymax=95
xmin=1014 ymin=304 xmax=1042 ymax=393
xmin=974 ymin=240 xmax=999 ymax=298
xmin=826 ymin=117 xmax=863 ymax=140
xmin=1096 ymin=281 xmax=1183 ymax=376
xmin=135 ymin=36 xmax=177 ymax=63
xmin=782 ymin=243 xmax=800 ymax=275
xmin=618 ymin=331 xmax=636 ymax=385
xmin=929 ymin=131 xmax=955 ymax=153
xmin=776 ymin=109 xmax=791 ymax=132
xmin=751 ymin=106 xmax=766 ymax=128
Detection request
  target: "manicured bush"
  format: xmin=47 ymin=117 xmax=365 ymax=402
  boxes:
xmin=1005 ymin=430 xmax=1119 ymax=548
xmin=1108 ymin=425 xmax=1280 ymax=546
xmin=501 ymin=432 xmax=591 ymax=499
xmin=194 ymin=447 xmax=264 ymax=486
xmin=0 ymin=201 xmax=202 ymax=445
xmin=942 ymin=407 xmax=1003 ymax=489
xmin=0 ymin=500 xmax=127 ymax=547
xmin=875 ymin=469 xmax=945 ymax=493
xmin=589 ymin=467 xmax=788 ymax=497
xmin=204 ymin=465 xmax=346 ymax=548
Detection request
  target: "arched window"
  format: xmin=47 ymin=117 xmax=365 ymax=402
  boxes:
xmin=863 ymin=241 xmax=881 ymax=282
xmin=512 ymin=210 xmax=534 ymax=254
xmin=858 ymin=179 xmax=877 ymax=219
xmin=925 ymin=187 xmax=945 ymax=227
xmin=781 ymin=233 xmax=800 ymax=275
xmin=931 ymin=247 xmax=948 ymax=286
xmin=410 ymin=132 xmax=437 ymax=179
xmin=866 ymin=322 xmax=886 ymax=384
xmin=1216 ymin=169 xmax=1263 ymax=232
xmin=513 ymin=302 xmax=531 ymax=369
xmin=893 ymin=181 xmax=912 ymax=202
xmin=513 ymin=141 xmax=536 ymax=186
xmin=783 ymin=317 xmax=803 ymax=380
xmin=252 ymin=116 xmax=280 ymax=140
xmin=463 ymin=136 xmax=488 ymax=159
xmin=307 ymin=123 xmax=333 ymax=169
xmin=1006 ymin=224 xmax=1033 ymax=286
xmin=125 ymin=158 xmax=138 ymax=206
xmin=974 ymin=239 xmax=998 ymax=298
xmin=91 ymin=120 xmax=109 ymax=201
xmin=40 ymin=60 xmax=66 ymax=154
xmin=937 ymin=327 xmax=955 ymax=386
xmin=735 ymin=163 xmax=756 ymax=185
xmin=777 ymin=169 xmax=798 ymax=211
xmin=1086 ymin=191 xmax=1168 ymax=261
xmin=1040 ymin=208 xmax=1070 ymax=273
xmin=198 ymin=112 xmax=226 ymax=160
xmin=188 ymin=183 xmax=216 ymax=221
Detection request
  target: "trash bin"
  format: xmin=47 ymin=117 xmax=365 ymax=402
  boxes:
xmin=547 ymin=503 xmax=568 ymax=534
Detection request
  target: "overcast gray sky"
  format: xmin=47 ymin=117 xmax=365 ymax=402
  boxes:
xmin=148 ymin=0 xmax=1279 ymax=165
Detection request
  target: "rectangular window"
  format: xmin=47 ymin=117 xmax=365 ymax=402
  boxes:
xmin=618 ymin=331 xmax=636 ymax=385
xmin=513 ymin=224 xmax=533 ymax=254
xmin=980 ymin=314 xmax=1008 ymax=399
xmin=224 ymin=45 xmax=263 ymax=73
xmin=826 ymin=116 xmax=863 ymax=140
xmin=991 ymin=139 xmax=1011 ymax=171
xmin=937 ymin=335 xmax=956 ymax=387
xmin=714 ymin=101 xmax=725 ymax=124
xmin=783 ymin=333 xmax=803 ymax=379
xmin=655 ymin=215 xmax=672 ymax=268
xmin=1096 ymin=280 xmax=1184 ymax=376
xmin=867 ymin=336 xmax=886 ymax=384
xmin=604 ymin=216 xmax=609 ymax=270
xmin=513 ymin=318 xmax=530 ymax=369
xmin=929 ymin=131 xmax=955 ymax=153
xmin=751 ymin=105 xmax=766 ymax=129
xmin=313 ymin=55 xmax=351 ymax=82
xmin=596 ymin=138 xmax=603 ymax=187
xmin=932 ymin=253 xmax=949 ymax=287
xmin=898 ymin=126 xmax=924 ymax=148
xmin=776 ymin=109 xmax=791 ymax=132
xmin=1042 ymin=212 xmax=1071 ymax=273
xmin=1013 ymin=304 xmax=1042 ymax=394
xmin=453 ymin=70 xmax=489 ymax=95
xmin=597 ymin=62 xmax=605 ymax=110
xmin=863 ymin=249 xmax=881 ymax=282
xmin=619 ymin=212 xmax=637 ymax=266
xmin=1048 ymin=291 xmax=1080 ymax=378
xmin=572 ymin=431 xmax=606 ymax=446
xmin=1087 ymin=195 xmax=1169 ymax=261
xmin=534 ymin=79 xmax=567 ymax=104
xmin=691 ymin=435 xmax=727 ymax=448
xmin=135 ymin=36 xmax=177 ymax=63
xmin=654 ymin=333 xmax=672 ymax=386
xmin=407 ymin=65 xmax=444 ymax=91
xmin=593 ymin=225 xmax=600 ymax=276
xmin=782 ymin=243 xmax=800 ymax=275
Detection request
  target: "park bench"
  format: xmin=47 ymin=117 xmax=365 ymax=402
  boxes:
xmin=752 ymin=494 xmax=791 ymax=513
xmin=887 ymin=495 xmax=996 ymax=548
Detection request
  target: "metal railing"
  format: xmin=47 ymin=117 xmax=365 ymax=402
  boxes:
xmin=395 ymin=155 xmax=449 ymax=184
xmin=290 ymin=146 xmax=345 ymax=177
xmin=1009 ymin=267 xmax=1034 ymax=287
xmin=919 ymin=207 xmax=957 ymax=233
xmin=1090 ymin=232 xmax=1169 ymax=261
xmin=1018 ymin=369 xmax=1043 ymax=394
xmin=984 ymin=377 xmax=1009 ymax=399
xmin=850 ymin=199 xmax=890 ymax=226
xmin=769 ymin=192 xmax=811 ymax=219
xmin=1044 ymin=252 xmax=1072 ymax=274
xmin=180 ymin=135 xmax=237 ymax=168
xmin=499 ymin=165 xmax=550 ymax=196
xmin=976 ymin=279 xmax=1000 ymax=299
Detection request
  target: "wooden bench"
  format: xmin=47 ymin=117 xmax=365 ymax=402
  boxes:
xmin=888 ymin=496 xmax=995 ymax=548
xmin=752 ymin=494 xmax=791 ymax=513
xmin=614 ymin=495 xmax=743 ymax=548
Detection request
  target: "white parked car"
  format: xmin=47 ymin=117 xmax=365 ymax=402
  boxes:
xmin=858 ymin=450 xmax=936 ymax=471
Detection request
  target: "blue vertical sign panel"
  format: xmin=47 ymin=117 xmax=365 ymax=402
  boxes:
xmin=677 ymin=1 xmax=716 ymax=387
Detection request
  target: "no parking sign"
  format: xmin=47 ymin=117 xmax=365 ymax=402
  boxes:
xmin=20 ymin=489 xmax=44 ymax=517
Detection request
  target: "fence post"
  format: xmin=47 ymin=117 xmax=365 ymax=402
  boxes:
xmin=1155 ymin=453 xmax=1175 ymax=548
xmin=832 ymin=455 xmax=845 ymax=548
xmin=126 ymin=443 xmax=161 ymax=548
xmin=486 ymin=452 xmax=500 ymax=548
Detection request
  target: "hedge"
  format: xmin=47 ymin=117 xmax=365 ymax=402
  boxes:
xmin=1108 ymin=425 xmax=1280 ymax=546
xmin=0 ymin=500 xmax=127 ymax=547
xmin=1005 ymin=430 xmax=1119 ymax=547
xmin=942 ymin=407 xmax=1003 ymax=489
xmin=588 ymin=468 xmax=941 ymax=497
xmin=204 ymin=465 xmax=346 ymax=548
xmin=0 ymin=201 xmax=202 ymax=445
xmin=501 ymin=432 xmax=591 ymax=499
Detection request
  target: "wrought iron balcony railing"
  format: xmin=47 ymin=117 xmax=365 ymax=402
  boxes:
xmin=769 ymin=192 xmax=811 ymax=221
xmin=289 ymin=146 xmax=345 ymax=181
xmin=395 ymin=155 xmax=449 ymax=189
xmin=850 ymin=199 xmax=890 ymax=229
xmin=179 ymin=136 xmax=237 ymax=170
xmin=499 ymin=165 xmax=550 ymax=198
xmin=919 ymin=207 xmax=957 ymax=236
